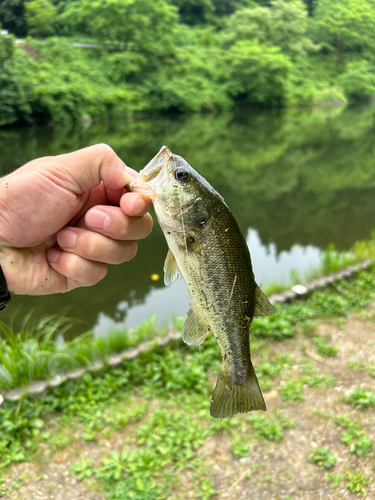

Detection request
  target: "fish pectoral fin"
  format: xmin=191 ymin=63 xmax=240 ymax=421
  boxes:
xmin=183 ymin=305 xmax=210 ymax=346
xmin=210 ymin=365 xmax=266 ymax=419
xmin=163 ymin=249 xmax=180 ymax=286
xmin=186 ymin=251 xmax=200 ymax=276
xmin=253 ymin=284 xmax=275 ymax=317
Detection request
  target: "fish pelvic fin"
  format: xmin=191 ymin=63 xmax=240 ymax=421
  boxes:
xmin=183 ymin=305 xmax=210 ymax=346
xmin=163 ymin=249 xmax=180 ymax=286
xmin=210 ymin=365 xmax=266 ymax=418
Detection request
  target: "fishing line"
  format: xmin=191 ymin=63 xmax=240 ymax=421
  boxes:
xmin=176 ymin=178 xmax=211 ymax=492
xmin=176 ymin=183 xmax=208 ymax=397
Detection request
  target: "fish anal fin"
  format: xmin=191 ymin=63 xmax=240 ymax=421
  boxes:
xmin=253 ymin=284 xmax=275 ymax=318
xmin=210 ymin=364 xmax=266 ymax=418
xmin=163 ymin=249 xmax=180 ymax=286
xmin=183 ymin=306 xmax=209 ymax=346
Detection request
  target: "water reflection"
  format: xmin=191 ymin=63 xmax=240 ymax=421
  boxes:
xmin=1 ymin=105 xmax=375 ymax=333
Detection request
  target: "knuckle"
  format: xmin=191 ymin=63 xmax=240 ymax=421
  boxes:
xmin=68 ymin=254 xmax=85 ymax=277
xmin=145 ymin=214 xmax=153 ymax=236
xmin=96 ymin=143 xmax=117 ymax=163
xmin=126 ymin=241 xmax=138 ymax=262
xmin=84 ymin=263 xmax=107 ymax=286
xmin=93 ymin=263 xmax=108 ymax=284
xmin=121 ymin=216 xmax=131 ymax=237
xmin=86 ymin=234 xmax=101 ymax=257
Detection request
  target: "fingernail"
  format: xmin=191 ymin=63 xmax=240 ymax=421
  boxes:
xmin=126 ymin=166 xmax=139 ymax=178
xmin=86 ymin=209 xmax=110 ymax=229
xmin=133 ymin=196 xmax=149 ymax=216
xmin=47 ymin=248 xmax=61 ymax=263
xmin=59 ymin=229 xmax=77 ymax=248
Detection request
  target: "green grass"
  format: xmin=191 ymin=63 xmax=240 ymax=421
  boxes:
xmin=335 ymin=415 xmax=372 ymax=456
xmin=263 ymin=233 xmax=375 ymax=297
xmin=0 ymin=315 xmax=166 ymax=392
xmin=0 ymin=266 xmax=375 ymax=497
xmin=346 ymin=472 xmax=370 ymax=497
xmin=345 ymin=387 xmax=375 ymax=409
xmin=312 ymin=337 xmax=338 ymax=357
xmin=309 ymin=447 xmax=336 ymax=469
xmin=347 ymin=361 xmax=375 ymax=378
xmin=0 ymin=246 xmax=373 ymax=393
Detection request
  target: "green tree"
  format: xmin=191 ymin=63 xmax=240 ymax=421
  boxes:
xmin=0 ymin=34 xmax=33 ymax=126
xmin=301 ymin=0 xmax=316 ymax=15
xmin=269 ymin=0 xmax=316 ymax=56
xmin=62 ymin=0 xmax=179 ymax=56
xmin=0 ymin=0 xmax=28 ymax=37
xmin=168 ymin=0 xmax=214 ymax=25
xmin=226 ymin=40 xmax=292 ymax=106
xmin=223 ymin=1 xmax=315 ymax=58
xmin=212 ymin=0 xmax=257 ymax=16
xmin=338 ymin=61 xmax=375 ymax=101
xmin=146 ymin=46 xmax=230 ymax=111
xmin=312 ymin=0 xmax=375 ymax=67
xmin=24 ymin=0 xmax=56 ymax=37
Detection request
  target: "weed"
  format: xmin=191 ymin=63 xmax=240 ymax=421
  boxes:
xmin=278 ymin=363 xmax=335 ymax=403
xmin=279 ymin=378 xmax=305 ymax=402
xmin=0 ymin=473 xmax=27 ymax=498
xmin=273 ymin=409 xmax=295 ymax=429
xmin=253 ymin=314 xmax=294 ymax=340
xmin=341 ymin=428 xmax=372 ymax=456
xmin=256 ymin=355 xmax=293 ymax=391
xmin=306 ymin=373 xmax=336 ymax=389
xmin=337 ymin=317 xmax=346 ymax=329
xmin=346 ymin=471 xmax=370 ymax=497
xmin=248 ymin=414 xmax=283 ymax=442
xmin=309 ymin=447 xmax=336 ymax=469
xmin=70 ymin=459 xmax=95 ymax=481
xmin=345 ymin=387 xmax=375 ymax=409
xmin=347 ymin=361 xmax=375 ymax=378
xmin=335 ymin=415 xmax=372 ymax=456
xmin=326 ymin=472 xmax=343 ymax=489
xmin=232 ymin=438 xmax=250 ymax=457
xmin=301 ymin=320 xmax=317 ymax=337
xmin=312 ymin=337 xmax=338 ymax=357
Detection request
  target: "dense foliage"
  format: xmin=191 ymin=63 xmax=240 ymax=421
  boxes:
xmin=1 ymin=0 xmax=375 ymax=125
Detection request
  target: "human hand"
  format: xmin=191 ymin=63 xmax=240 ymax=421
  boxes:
xmin=0 ymin=144 xmax=152 ymax=295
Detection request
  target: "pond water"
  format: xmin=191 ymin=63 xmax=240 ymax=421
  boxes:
xmin=1 ymin=105 xmax=375 ymax=336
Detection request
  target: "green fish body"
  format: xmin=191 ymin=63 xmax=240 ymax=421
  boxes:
xmin=127 ymin=146 xmax=274 ymax=418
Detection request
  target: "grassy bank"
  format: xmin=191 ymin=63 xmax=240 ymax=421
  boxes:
xmin=0 ymin=265 xmax=375 ymax=498
xmin=0 ymin=315 xmax=168 ymax=392
xmin=263 ymin=233 xmax=375 ymax=296
xmin=1 ymin=233 xmax=374 ymax=394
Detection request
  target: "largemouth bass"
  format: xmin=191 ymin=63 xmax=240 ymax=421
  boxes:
xmin=127 ymin=146 xmax=274 ymax=418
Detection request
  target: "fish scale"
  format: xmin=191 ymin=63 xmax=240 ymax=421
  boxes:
xmin=127 ymin=146 xmax=274 ymax=418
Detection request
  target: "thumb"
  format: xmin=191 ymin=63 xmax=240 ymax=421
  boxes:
xmin=45 ymin=144 xmax=134 ymax=194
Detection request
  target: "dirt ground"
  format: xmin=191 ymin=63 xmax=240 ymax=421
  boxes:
xmin=2 ymin=302 xmax=375 ymax=500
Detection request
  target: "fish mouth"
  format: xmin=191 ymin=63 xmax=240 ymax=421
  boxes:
xmin=126 ymin=146 xmax=171 ymax=199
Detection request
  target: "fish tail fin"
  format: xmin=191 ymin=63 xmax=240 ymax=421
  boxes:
xmin=210 ymin=365 xmax=266 ymax=419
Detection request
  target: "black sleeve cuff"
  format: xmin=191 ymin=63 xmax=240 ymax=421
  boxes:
xmin=0 ymin=265 xmax=11 ymax=311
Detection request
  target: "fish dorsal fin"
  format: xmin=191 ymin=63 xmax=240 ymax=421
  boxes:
xmin=253 ymin=284 xmax=275 ymax=317
xmin=163 ymin=249 xmax=180 ymax=286
xmin=183 ymin=305 xmax=210 ymax=346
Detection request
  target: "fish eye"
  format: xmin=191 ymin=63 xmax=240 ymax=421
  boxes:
xmin=174 ymin=168 xmax=189 ymax=183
